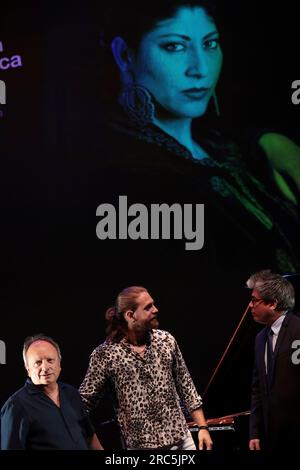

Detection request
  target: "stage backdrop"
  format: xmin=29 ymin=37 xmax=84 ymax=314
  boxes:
xmin=1 ymin=1 xmax=299 ymax=447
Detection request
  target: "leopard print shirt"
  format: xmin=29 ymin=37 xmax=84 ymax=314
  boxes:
xmin=79 ymin=329 xmax=202 ymax=448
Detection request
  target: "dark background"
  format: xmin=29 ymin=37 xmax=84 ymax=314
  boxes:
xmin=1 ymin=0 xmax=299 ymax=449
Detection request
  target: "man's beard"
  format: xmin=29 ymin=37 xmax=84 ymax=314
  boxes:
xmin=150 ymin=316 xmax=159 ymax=329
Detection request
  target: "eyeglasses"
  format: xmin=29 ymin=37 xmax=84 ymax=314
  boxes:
xmin=250 ymin=296 xmax=265 ymax=306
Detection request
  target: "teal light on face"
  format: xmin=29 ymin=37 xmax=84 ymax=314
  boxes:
xmin=131 ymin=7 xmax=223 ymax=122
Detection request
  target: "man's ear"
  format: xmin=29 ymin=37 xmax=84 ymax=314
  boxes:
xmin=124 ymin=309 xmax=135 ymax=322
xmin=111 ymin=36 xmax=133 ymax=73
xmin=269 ymin=299 xmax=278 ymax=311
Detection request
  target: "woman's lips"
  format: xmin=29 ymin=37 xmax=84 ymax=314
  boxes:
xmin=182 ymin=88 xmax=209 ymax=99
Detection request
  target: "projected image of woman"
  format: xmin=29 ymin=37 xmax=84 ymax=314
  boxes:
xmin=97 ymin=0 xmax=300 ymax=276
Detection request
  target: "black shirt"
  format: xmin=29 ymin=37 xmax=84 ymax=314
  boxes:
xmin=0 ymin=379 xmax=94 ymax=450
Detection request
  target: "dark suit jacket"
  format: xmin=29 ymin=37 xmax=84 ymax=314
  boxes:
xmin=250 ymin=312 xmax=300 ymax=449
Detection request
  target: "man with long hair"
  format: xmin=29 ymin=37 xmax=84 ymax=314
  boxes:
xmin=80 ymin=286 xmax=212 ymax=450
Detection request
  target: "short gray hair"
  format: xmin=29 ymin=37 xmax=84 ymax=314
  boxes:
xmin=246 ymin=269 xmax=295 ymax=311
xmin=23 ymin=334 xmax=62 ymax=366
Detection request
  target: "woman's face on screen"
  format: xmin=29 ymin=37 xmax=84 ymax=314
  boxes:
xmin=130 ymin=6 xmax=223 ymax=120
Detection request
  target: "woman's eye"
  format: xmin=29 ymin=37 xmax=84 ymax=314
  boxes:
xmin=204 ymin=39 xmax=219 ymax=50
xmin=162 ymin=43 xmax=186 ymax=52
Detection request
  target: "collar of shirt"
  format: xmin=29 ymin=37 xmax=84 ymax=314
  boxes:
xmin=25 ymin=378 xmax=63 ymax=395
xmin=120 ymin=330 xmax=152 ymax=348
xmin=270 ymin=312 xmax=287 ymax=336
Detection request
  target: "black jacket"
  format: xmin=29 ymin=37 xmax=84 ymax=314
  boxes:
xmin=250 ymin=313 xmax=300 ymax=449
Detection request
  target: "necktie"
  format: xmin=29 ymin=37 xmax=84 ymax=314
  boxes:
xmin=266 ymin=328 xmax=274 ymax=388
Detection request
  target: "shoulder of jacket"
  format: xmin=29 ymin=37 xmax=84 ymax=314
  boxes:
xmin=59 ymin=382 xmax=78 ymax=394
xmin=1 ymin=386 xmax=27 ymax=413
xmin=92 ymin=340 xmax=120 ymax=356
xmin=286 ymin=313 xmax=300 ymax=328
xmin=256 ymin=327 xmax=267 ymax=341
xmin=152 ymin=329 xmax=175 ymax=342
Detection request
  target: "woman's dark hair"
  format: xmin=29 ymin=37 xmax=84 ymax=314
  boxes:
xmin=100 ymin=0 xmax=217 ymax=50
xmin=98 ymin=0 xmax=217 ymax=104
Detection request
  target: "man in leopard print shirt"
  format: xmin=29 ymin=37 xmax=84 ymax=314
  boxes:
xmin=79 ymin=286 xmax=212 ymax=450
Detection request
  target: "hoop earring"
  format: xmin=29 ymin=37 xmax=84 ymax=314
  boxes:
xmin=119 ymin=84 xmax=155 ymax=128
xmin=212 ymin=91 xmax=220 ymax=117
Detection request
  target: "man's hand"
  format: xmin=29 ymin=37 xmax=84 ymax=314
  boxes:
xmin=249 ymin=438 xmax=260 ymax=450
xmin=190 ymin=408 xmax=213 ymax=450
xmin=198 ymin=429 xmax=213 ymax=450
xmin=88 ymin=433 xmax=104 ymax=450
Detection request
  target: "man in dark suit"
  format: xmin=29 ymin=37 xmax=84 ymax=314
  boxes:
xmin=247 ymin=270 xmax=300 ymax=450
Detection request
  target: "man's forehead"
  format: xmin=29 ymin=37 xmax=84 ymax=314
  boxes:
xmin=138 ymin=291 xmax=153 ymax=306
xmin=27 ymin=340 xmax=57 ymax=354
